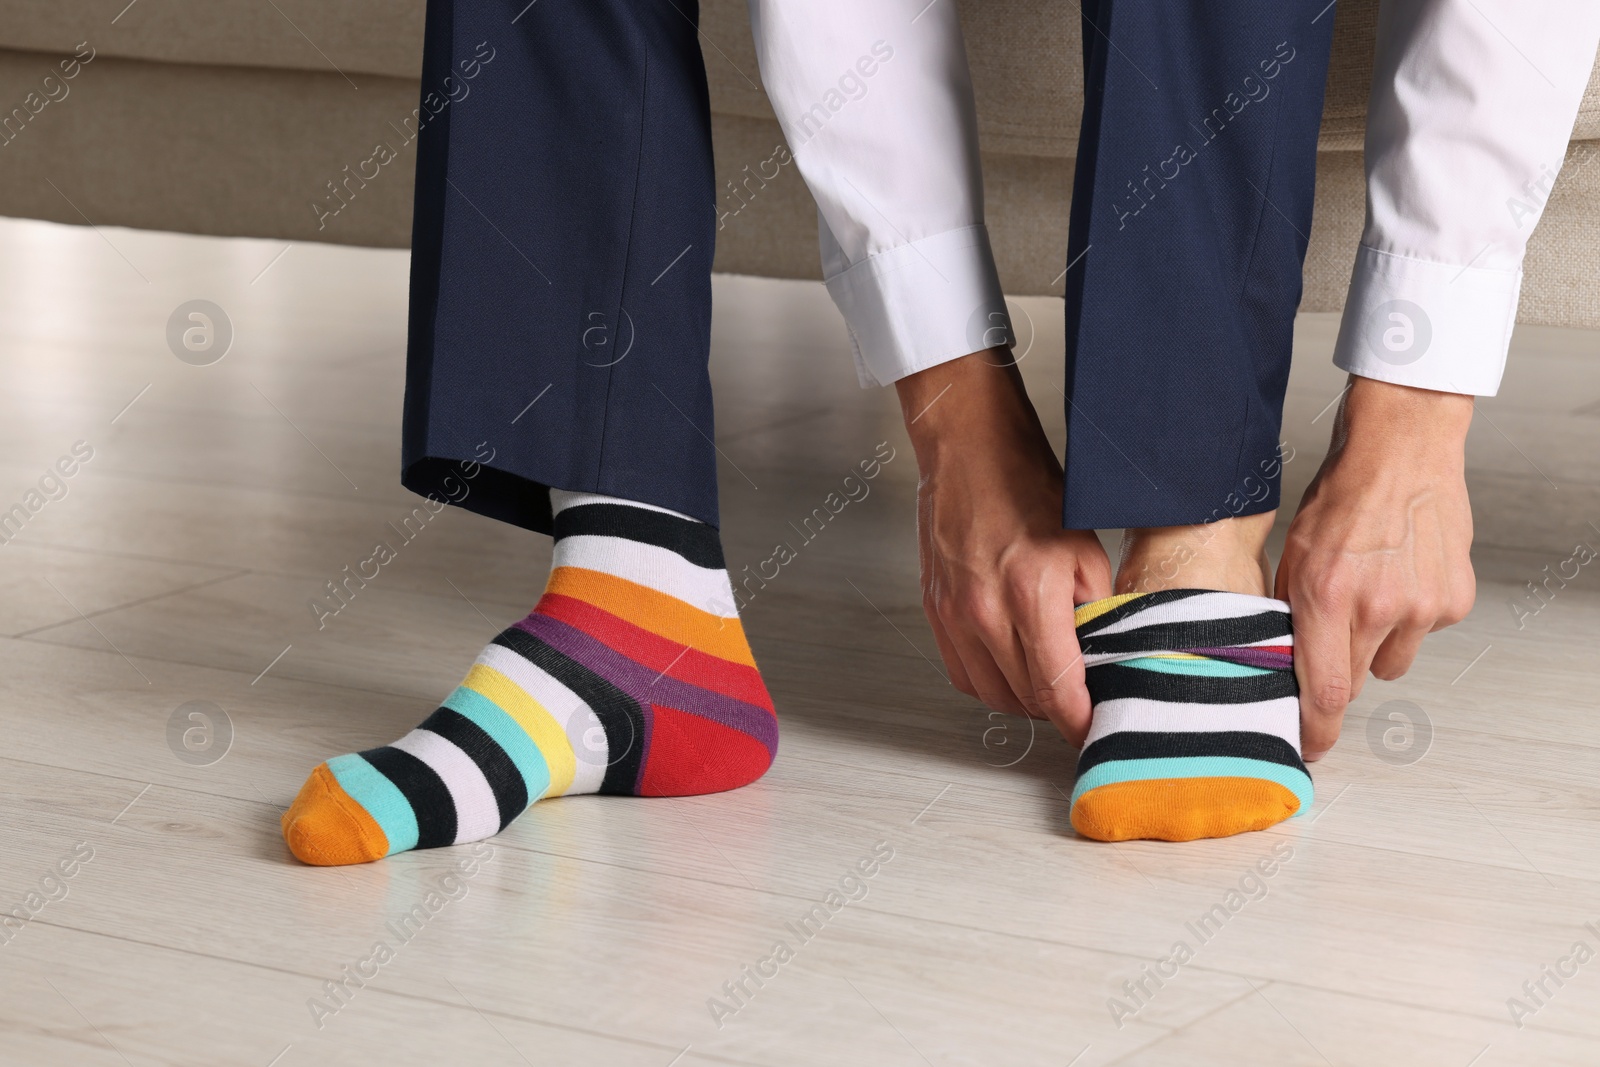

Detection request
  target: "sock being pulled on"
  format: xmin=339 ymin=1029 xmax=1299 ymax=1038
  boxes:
xmin=282 ymin=490 xmax=778 ymax=865
xmin=1068 ymin=589 xmax=1312 ymax=842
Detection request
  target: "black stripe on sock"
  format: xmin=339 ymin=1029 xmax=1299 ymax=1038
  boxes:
xmin=493 ymin=627 xmax=647 ymax=795
xmin=1078 ymin=730 xmax=1309 ymax=779
xmin=1075 ymin=589 xmax=1211 ymax=637
xmin=418 ymin=708 xmax=529 ymax=830
xmin=553 ymin=502 xmax=724 ymax=570
xmin=1079 ymin=611 xmax=1291 ymax=657
xmin=360 ymin=746 xmax=457 ymax=848
xmin=1085 ymin=662 xmax=1298 ymax=705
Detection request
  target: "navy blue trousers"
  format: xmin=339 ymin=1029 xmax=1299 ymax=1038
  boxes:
xmin=1062 ymin=1 xmax=1336 ymax=529
xmin=404 ymin=0 xmax=722 ymax=533
xmin=403 ymin=0 xmax=1335 ymax=535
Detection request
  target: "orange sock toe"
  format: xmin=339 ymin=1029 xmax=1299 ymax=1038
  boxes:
xmin=1070 ymin=777 xmax=1301 ymax=842
xmin=281 ymin=764 xmax=390 ymax=866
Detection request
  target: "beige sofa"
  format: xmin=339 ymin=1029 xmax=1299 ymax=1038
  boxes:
xmin=3 ymin=0 xmax=1597 ymax=325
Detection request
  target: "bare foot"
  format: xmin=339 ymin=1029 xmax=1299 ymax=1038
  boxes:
xmin=1114 ymin=512 xmax=1276 ymax=597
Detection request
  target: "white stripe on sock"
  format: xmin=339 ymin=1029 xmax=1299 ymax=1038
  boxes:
xmin=476 ymin=643 xmax=610 ymax=795
xmin=1084 ymin=696 xmax=1302 ymax=749
xmin=554 ymin=534 xmax=736 ymax=616
xmin=389 ymin=729 xmax=503 ymax=843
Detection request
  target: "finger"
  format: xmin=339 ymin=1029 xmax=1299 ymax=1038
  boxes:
xmin=924 ymin=597 xmax=976 ymax=696
xmin=918 ymin=508 xmax=980 ymax=698
xmin=1001 ymin=630 xmax=1058 ymax=721
xmin=1345 ymin=615 xmax=1392 ymax=704
xmin=1074 ymin=534 xmax=1115 ymax=605
xmin=944 ymin=564 xmax=1042 ymax=718
xmin=1016 ymin=591 xmax=1092 ymax=746
xmin=1021 ymin=633 xmax=1091 ymax=745
xmin=946 ymin=620 xmax=1029 ymax=715
xmin=1291 ymin=599 xmax=1354 ymax=760
xmin=1433 ymin=572 xmax=1477 ymax=631
xmin=928 ymin=551 xmax=1029 ymax=715
xmin=1370 ymin=622 xmax=1428 ymax=681
xmin=975 ymin=607 xmax=1044 ymax=717
xmin=979 ymin=607 xmax=1056 ymax=716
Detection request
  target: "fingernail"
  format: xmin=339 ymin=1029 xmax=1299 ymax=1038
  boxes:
xmin=1304 ymin=748 xmax=1328 ymax=763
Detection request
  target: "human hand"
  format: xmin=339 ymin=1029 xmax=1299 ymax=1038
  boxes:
xmin=897 ymin=353 xmax=1113 ymax=744
xmin=1275 ymin=376 xmax=1476 ymax=759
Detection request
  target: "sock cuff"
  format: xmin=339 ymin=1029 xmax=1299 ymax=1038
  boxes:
xmin=1075 ymin=590 xmax=1292 ymax=671
xmin=551 ymin=502 xmax=727 ymax=574
xmin=1075 ymin=589 xmax=1288 ymax=630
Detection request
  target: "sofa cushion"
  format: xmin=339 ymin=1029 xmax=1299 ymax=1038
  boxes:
xmin=0 ymin=0 xmax=425 ymax=80
xmin=10 ymin=0 xmax=1598 ymax=150
xmin=700 ymin=0 xmax=1600 ymax=155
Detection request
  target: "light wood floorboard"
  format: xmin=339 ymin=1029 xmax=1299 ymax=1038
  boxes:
xmin=2 ymin=216 xmax=1599 ymax=1065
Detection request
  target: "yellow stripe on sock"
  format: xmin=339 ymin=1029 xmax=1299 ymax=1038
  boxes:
xmin=547 ymin=566 xmax=757 ymax=668
xmin=1074 ymin=592 xmax=1145 ymax=629
xmin=462 ymin=663 xmax=578 ymax=798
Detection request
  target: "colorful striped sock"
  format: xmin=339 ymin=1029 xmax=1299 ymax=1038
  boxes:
xmin=282 ymin=490 xmax=778 ymax=865
xmin=1068 ymin=589 xmax=1312 ymax=842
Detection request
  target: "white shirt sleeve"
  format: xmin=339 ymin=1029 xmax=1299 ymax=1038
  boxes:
xmin=1332 ymin=0 xmax=1600 ymax=396
xmin=746 ymin=0 xmax=1008 ymax=387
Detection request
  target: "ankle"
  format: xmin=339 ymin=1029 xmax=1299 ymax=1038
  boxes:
xmin=1115 ymin=513 xmax=1276 ymax=596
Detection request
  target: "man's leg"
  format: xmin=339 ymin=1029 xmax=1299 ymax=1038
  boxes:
xmin=282 ymin=0 xmax=778 ymax=866
xmin=404 ymin=0 xmax=721 ymax=529
xmin=1061 ymin=1 xmax=1336 ymax=840
xmin=1063 ymin=0 xmax=1335 ymax=544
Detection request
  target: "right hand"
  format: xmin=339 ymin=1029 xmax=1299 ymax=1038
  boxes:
xmin=897 ymin=353 xmax=1113 ymax=745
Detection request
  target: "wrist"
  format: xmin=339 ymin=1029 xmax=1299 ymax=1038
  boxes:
xmin=1334 ymin=375 xmax=1473 ymax=464
xmin=895 ymin=351 xmax=1046 ymax=467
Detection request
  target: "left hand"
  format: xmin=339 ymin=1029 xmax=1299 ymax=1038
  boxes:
xmin=1275 ymin=376 xmax=1477 ymax=760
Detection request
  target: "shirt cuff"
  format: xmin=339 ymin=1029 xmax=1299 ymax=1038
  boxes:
xmin=1332 ymin=245 xmax=1521 ymax=397
xmin=824 ymin=224 xmax=1009 ymax=388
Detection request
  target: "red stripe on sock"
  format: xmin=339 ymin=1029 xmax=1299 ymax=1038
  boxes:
xmin=535 ymin=592 xmax=775 ymax=713
xmin=639 ymin=703 xmax=775 ymax=796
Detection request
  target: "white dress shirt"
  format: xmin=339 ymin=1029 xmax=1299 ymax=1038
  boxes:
xmin=1333 ymin=0 xmax=1600 ymax=396
xmin=746 ymin=0 xmax=1008 ymax=388
xmin=749 ymin=0 xmax=1600 ymax=397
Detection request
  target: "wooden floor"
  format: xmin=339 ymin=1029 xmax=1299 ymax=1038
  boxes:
xmin=3 ymin=215 xmax=1600 ymax=1067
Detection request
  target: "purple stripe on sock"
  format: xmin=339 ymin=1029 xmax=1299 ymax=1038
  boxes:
xmin=516 ymin=614 xmax=779 ymax=756
xmin=1185 ymin=646 xmax=1295 ymax=670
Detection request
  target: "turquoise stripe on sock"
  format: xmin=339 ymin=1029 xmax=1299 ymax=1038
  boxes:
xmin=1120 ymin=655 xmax=1273 ymax=678
xmin=443 ymin=685 xmax=553 ymax=805
xmin=327 ymin=753 xmax=419 ymax=853
xmin=1070 ymin=755 xmax=1314 ymax=815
